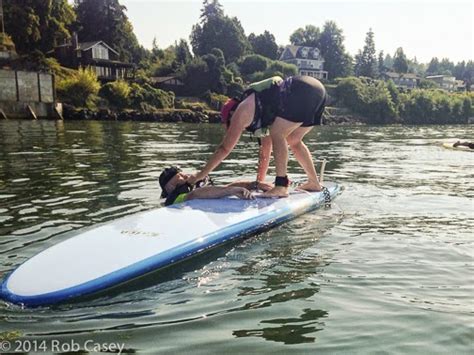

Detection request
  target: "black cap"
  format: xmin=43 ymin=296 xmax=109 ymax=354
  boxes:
xmin=159 ymin=166 xmax=181 ymax=197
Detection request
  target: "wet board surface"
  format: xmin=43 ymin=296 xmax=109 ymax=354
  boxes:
xmin=0 ymin=182 xmax=340 ymax=307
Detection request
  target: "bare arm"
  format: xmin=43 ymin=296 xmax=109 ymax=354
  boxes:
xmin=226 ymin=180 xmax=273 ymax=192
xmin=189 ymin=95 xmax=255 ymax=183
xmin=185 ymin=186 xmax=254 ymax=201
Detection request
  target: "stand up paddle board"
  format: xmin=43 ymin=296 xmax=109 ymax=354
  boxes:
xmin=0 ymin=182 xmax=340 ymax=307
xmin=442 ymin=142 xmax=473 ymax=151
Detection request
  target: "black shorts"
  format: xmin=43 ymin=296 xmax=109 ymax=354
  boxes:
xmin=277 ymin=76 xmax=327 ymax=127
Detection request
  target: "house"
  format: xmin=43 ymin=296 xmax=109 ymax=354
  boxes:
xmin=425 ymin=75 xmax=456 ymax=91
xmin=455 ymin=79 xmax=467 ymax=92
xmin=150 ymin=76 xmax=185 ymax=95
xmin=150 ymin=76 xmax=184 ymax=87
xmin=51 ymin=33 xmax=134 ymax=81
xmin=279 ymin=45 xmax=328 ymax=80
xmin=382 ymin=72 xmax=420 ymax=89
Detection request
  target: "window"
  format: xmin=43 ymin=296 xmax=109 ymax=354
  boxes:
xmin=92 ymin=45 xmax=109 ymax=60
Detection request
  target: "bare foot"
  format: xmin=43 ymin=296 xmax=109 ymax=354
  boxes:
xmin=297 ymin=181 xmax=322 ymax=192
xmin=261 ymin=186 xmax=289 ymax=198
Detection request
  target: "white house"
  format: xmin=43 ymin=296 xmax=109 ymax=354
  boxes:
xmin=279 ymin=45 xmax=328 ymax=80
xmin=425 ymin=75 xmax=456 ymax=91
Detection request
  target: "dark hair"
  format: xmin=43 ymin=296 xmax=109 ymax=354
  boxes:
xmin=159 ymin=166 xmax=181 ymax=197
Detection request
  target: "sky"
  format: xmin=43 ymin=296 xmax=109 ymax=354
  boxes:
xmin=122 ymin=0 xmax=473 ymax=63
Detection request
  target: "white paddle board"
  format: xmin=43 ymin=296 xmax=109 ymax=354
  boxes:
xmin=0 ymin=182 xmax=340 ymax=306
xmin=442 ymin=142 xmax=473 ymax=151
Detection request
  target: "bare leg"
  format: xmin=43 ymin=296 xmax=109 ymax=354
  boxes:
xmin=287 ymin=126 xmax=322 ymax=191
xmin=261 ymin=117 xmax=302 ymax=198
xmin=257 ymin=135 xmax=272 ymax=182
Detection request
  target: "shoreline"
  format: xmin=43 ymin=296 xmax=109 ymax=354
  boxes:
xmin=61 ymin=105 xmax=367 ymax=126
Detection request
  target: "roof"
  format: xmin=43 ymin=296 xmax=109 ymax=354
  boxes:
xmin=384 ymin=72 xmax=419 ymax=79
xmin=280 ymin=45 xmax=323 ymax=61
xmin=150 ymin=76 xmax=184 ymax=85
xmin=425 ymin=75 xmax=455 ymax=80
xmin=78 ymin=41 xmax=119 ymax=55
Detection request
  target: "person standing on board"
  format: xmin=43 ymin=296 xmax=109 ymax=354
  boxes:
xmin=186 ymin=75 xmax=327 ymax=198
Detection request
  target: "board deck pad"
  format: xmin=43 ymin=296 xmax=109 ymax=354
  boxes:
xmin=0 ymin=182 xmax=340 ymax=306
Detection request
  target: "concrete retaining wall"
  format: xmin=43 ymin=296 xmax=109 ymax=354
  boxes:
xmin=0 ymin=69 xmax=58 ymax=118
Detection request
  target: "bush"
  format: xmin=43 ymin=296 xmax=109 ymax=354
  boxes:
xmin=99 ymin=80 xmax=131 ymax=108
xmin=239 ymin=55 xmax=268 ymax=75
xmin=56 ymin=67 xmax=101 ymax=108
xmin=265 ymin=61 xmax=298 ymax=77
xmin=129 ymin=83 xmax=175 ymax=110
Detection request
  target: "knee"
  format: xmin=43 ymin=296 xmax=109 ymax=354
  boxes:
xmin=287 ymin=136 xmax=302 ymax=149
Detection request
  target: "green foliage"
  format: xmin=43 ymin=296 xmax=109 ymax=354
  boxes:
xmin=226 ymin=81 xmax=245 ymax=97
xmin=393 ymin=47 xmax=408 ymax=73
xmin=56 ymin=67 xmax=101 ymax=108
xmin=178 ymin=49 xmax=229 ymax=95
xmin=239 ymin=55 xmax=268 ymax=75
xmin=75 ymin=0 xmax=144 ymax=63
xmin=203 ymin=92 xmax=229 ymax=110
xmin=248 ymin=31 xmax=278 ymax=60
xmin=289 ymin=21 xmax=352 ymax=79
xmin=265 ymin=61 xmax=298 ymax=77
xmin=0 ymin=33 xmax=15 ymax=51
xmin=318 ymin=21 xmax=353 ymax=79
xmin=174 ymin=39 xmax=192 ymax=68
xmin=355 ymin=29 xmax=377 ymax=78
xmin=3 ymin=0 xmax=75 ymax=54
xmin=129 ymin=83 xmax=175 ymax=110
xmin=290 ymin=25 xmax=320 ymax=47
xmin=99 ymin=80 xmax=131 ymax=108
xmin=418 ymin=79 xmax=439 ymax=89
xmin=335 ymin=76 xmax=473 ymax=124
xmin=191 ymin=0 xmax=249 ymax=62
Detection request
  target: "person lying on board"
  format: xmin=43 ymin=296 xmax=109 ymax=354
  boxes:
xmin=453 ymin=141 xmax=474 ymax=149
xmin=159 ymin=166 xmax=273 ymax=206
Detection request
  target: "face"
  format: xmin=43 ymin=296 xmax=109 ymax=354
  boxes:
xmin=164 ymin=171 xmax=189 ymax=194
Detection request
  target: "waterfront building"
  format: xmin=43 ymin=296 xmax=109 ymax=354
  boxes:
xmin=279 ymin=45 xmax=328 ymax=80
xmin=51 ymin=33 xmax=134 ymax=82
xmin=381 ymin=72 xmax=420 ymax=90
xmin=425 ymin=75 xmax=456 ymax=91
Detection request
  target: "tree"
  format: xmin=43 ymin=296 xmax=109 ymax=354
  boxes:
xmin=318 ymin=21 xmax=353 ymax=79
xmin=289 ymin=25 xmax=320 ymax=47
xmin=3 ymin=0 xmax=76 ymax=54
xmin=248 ymin=30 xmax=278 ymax=59
xmin=75 ymin=0 xmax=143 ymax=63
xmin=239 ymin=54 xmax=268 ymax=75
xmin=426 ymin=57 xmax=440 ymax=75
xmin=190 ymin=0 xmax=249 ymax=62
xmin=174 ymin=39 xmax=192 ymax=68
xmin=199 ymin=0 xmax=223 ymax=21
xmin=378 ymin=51 xmax=386 ymax=75
xmin=439 ymin=58 xmax=454 ymax=75
xmin=392 ymin=47 xmax=408 ymax=73
xmin=355 ymin=28 xmax=377 ymax=78
xmin=453 ymin=61 xmax=466 ymax=80
xmin=384 ymin=53 xmax=393 ymax=71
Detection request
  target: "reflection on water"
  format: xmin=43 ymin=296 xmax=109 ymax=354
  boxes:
xmin=0 ymin=120 xmax=472 ymax=353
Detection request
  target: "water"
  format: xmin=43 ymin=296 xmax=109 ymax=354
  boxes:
xmin=0 ymin=120 xmax=472 ymax=354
